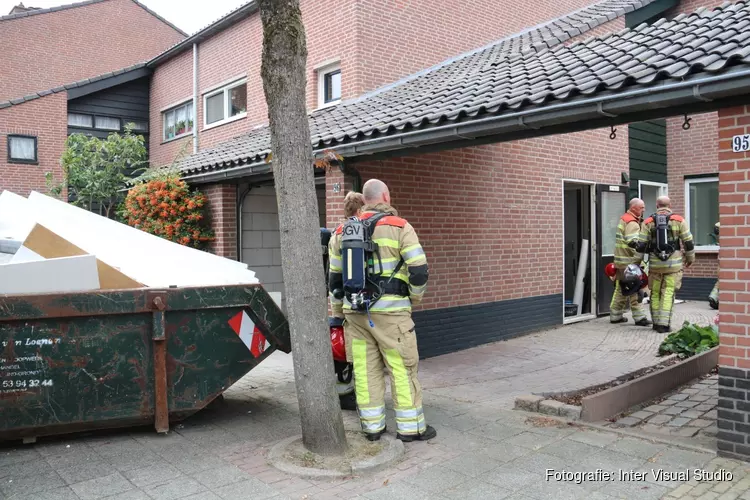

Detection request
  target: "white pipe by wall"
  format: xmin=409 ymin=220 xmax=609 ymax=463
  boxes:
xmin=193 ymin=42 xmax=199 ymax=154
xmin=573 ymin=239 xmax=589 ymax=316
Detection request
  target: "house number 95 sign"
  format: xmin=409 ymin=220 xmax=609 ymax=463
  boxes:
xmin=733 ymin=134 xmax=750 ymax=153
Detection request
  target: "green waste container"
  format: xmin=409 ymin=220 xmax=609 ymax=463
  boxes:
xmin=0 ymin=284 xmax=290 ymax=441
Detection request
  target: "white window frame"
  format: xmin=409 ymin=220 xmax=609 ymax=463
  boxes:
xmin=317 ymin=61 xmax=341 ymax=109
xmin=684 ymin=176 xmax=719 ymax=252
xmin=202 ymin=78 xmax=247 ymax=130
xmin=161 ymin=99 xmax=194 ymax=143
xmin=638 ymin=180 xmax=668 ymax=215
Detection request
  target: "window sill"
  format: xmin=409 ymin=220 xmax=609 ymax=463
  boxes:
xmin=315 ymin=100 xmax=341 ymax=111
xmin=161 ymin=132 xmax=193 ymax=145
xmin=203 ymin=113 xmax=247 ymax=132
xmin=694 ymin=247 xmax=719 ymax=254
xmin=7 ymin=159 xmax=38 ymax=165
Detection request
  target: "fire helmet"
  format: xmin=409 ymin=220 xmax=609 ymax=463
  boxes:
xmin=620 ymin=264 xmax=646 ymax=296
xmin=605 ymin=262 xmax=617 ymax=279
xmin=330 ymin=324 xmax=347 ymax=362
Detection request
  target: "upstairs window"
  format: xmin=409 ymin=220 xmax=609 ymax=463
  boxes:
xmin=162 ymin=101 xmax=193 ymax=141
xmin=317 ymin=62 xmax=341 ymax=108
xmin=67 ymin=113 xmax=123 ymax=132
xmin=7 ymin=135 xmax=37 ymax=164
xmin=204 ymin=78 xmax=247 ymax=128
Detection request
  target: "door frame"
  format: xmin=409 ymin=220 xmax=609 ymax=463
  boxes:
xmin=638 ymin=180 xmax=668 ymax=201
xmin=595 ymin=183 xmax=629 ymax=316
xmin=561 ymin=179 xmax=597 ymax=325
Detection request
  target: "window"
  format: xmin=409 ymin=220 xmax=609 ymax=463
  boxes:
xmin=203 ymin=79 xmax=247 ymax=127
xmin=317 ymin=62 xmax=341 ymax=108
xmin=7 ymin=135 xmax=37 ymax=164
xmin=68 ymin=113 xmax=93 ymax=128
xmin=162 ymin=101 xmax=193 ymax=141
xmin=685 ymin=177 xmax=719 ymax=249
xmin=638 ymin=181 xmax=668 ymax=217
xmin=67 ymin=113 xmax=123 ymax=132
xmin=95 ymin=116 xmax=120 ymax=131
xmin=125 ymin=121 xmax=149 ymax=133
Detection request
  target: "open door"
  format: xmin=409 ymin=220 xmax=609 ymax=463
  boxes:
xmin=596 ymin=184 xmax=628 ymax=315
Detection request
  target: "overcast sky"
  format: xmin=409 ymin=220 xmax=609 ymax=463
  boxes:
xmin=0 ymin=0 xmax=249 ymax=34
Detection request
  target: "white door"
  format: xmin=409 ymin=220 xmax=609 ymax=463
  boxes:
xmin=639 ymin=181 xmax=668 ymax=217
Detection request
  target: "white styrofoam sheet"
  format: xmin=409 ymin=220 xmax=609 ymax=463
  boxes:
xmin=9 ymin=245 xmax=44 ymax=264
xmin=0 ymin=254 xmax=100 ymax=295
xmin=0 ymin=191 xmax=34 ymax=241
xmin=21 ymin=191 xmax=258 ymax=288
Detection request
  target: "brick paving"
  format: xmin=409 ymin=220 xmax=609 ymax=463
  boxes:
xmin=605 ymin=375 xmax=719 ymax=450
xmin=0 ymin=302 xmax=744 ymax=500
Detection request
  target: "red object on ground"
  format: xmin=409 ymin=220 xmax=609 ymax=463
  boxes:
xmin=331 ymin=325 xmax=347 ymax=362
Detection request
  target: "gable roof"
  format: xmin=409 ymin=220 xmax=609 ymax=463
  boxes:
xmin=0 ymin=0 xmax=187 ymax=37
xmin=173 ymin=0 xmax=750 ymax=182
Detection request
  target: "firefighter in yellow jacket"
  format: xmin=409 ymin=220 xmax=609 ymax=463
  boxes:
xmin=328 ymin=179 xmax=435 ymax=442
xmin=610 ymin=198 xmax=650 ymax=326
xmin=632 ymin=196 xmax=695 ymax=333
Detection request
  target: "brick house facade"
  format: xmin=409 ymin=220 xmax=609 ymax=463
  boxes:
xmin=0 ymin=0 xmax=185 ymax=197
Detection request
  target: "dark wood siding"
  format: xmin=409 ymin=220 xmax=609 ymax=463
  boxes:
xmin=628 ymin=119 xmax=667 ymax=200
xmin=67 ymin=76 xmax=150 ymax=150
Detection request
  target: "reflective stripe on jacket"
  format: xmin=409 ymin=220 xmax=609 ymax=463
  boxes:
xmin=614 ymin=212 xmax=642 ymax=269
xmin=636 ymin=209 xmax=695 ymax=273
xmin=328 ymin=203 xmax=427 ymax=315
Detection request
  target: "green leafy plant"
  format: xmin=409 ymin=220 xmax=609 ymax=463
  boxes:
xmin=46 ymin=124 xmax=147 ymax=217
xmin=658 ymin=321 xmax=719 ymax=358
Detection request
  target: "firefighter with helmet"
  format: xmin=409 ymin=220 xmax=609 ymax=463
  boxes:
xmin=610 ymin=197 xmax=650 ymax=326
xmin=631 ymin=196 xmax=695 ymax=333
xmin=328 ymin=179 xmax=435 ymax=443
xmin=708 ymin=221 xmax=720 ymax=309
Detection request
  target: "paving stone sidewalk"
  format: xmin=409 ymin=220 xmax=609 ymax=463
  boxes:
xmin=0 ymin=301 xmax=741 ymax=500
xmin=606 ymin=374 xmax=719 ymax=450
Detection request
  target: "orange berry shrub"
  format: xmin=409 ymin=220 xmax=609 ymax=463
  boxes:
xmin=118 ymin=175 xmax=215 ymax=249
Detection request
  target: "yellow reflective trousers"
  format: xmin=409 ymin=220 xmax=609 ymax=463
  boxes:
xmin=344 ymin=312 xmax=426 ymax=437
xmin=649 ymin=271 xmax=682 ymax=328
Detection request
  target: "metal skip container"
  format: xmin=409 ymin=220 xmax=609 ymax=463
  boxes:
xmin=0 ymin=284 xmax=290 ymax=441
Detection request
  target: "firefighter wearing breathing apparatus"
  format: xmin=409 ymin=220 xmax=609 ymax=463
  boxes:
xmin=630 ymin=196 xmax=695 ymax=333
xmin=709 ymin=222 xmax=720 ymax=310
xmin=328 ymin=179 xmax=435 ymax=443
xmin=610 ymin=198 xmax=650 ymax=326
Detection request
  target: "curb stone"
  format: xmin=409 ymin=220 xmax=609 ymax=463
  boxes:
xmin=267 ymin=434 xmax=405 ymax=480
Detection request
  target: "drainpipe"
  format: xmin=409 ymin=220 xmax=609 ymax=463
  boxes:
xmin=237 ymin=185 xmax=252 ymax=262
xmin=192 ymin=43 xmax=199 ymax=154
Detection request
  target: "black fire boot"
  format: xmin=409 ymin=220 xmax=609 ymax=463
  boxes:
xmin=339 ymin=392 xmax=357 ymax=411
xmin=610 ymin=318 xmax=628 ymax=324
xmin=655 ymin=325 xmax=670 ymax=333
xmin=365 ymin=427 xmax=387 ymax=442
xmin=634 ymin=318 xmax=652 ymax=327
xmin=397 ymin=425 xmax=437 ymax=443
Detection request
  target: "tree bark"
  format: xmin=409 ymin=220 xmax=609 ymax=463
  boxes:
xmin=258 ymin=0 xmax=347 ymax=455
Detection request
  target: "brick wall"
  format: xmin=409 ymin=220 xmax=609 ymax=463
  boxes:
xmin=667 ymin=112 xmax=719 ymax=278
xmin=325 ymin=126 xmax=629 ymax=312
xmin=150 ymin=0 xmax=608 ymax=167
xmin=0 ymin=93 xmax=67 ymax=198
xmin=0 ymin=0 xmax=184 ymax=102
xmin=203 ymin=184 xmax=238 ymax=259
xmin=715 ymin=104 xmax=750 ymax=461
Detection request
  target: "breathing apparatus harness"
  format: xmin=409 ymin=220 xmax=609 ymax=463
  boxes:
xmin=649 ymin=212 xmax=680 ymax=261
xmin=332 ymin=212 xmax=406 ymax=326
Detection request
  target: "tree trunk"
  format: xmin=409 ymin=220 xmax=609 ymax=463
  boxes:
xmin=258 ymin=0 xmax=347 ymax=456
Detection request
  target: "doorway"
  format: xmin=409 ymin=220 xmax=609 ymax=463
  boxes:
xmin=563 ymin=182 xmax=594 ymax=321
xmin=639 ymin=181 xmax=668 ymax=217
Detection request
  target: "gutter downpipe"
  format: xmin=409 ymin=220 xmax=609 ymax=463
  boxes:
xmin=193 ymin=43 xmax=199 ymax=154
xmin=237 ymin=185 xmax=252 ymax=261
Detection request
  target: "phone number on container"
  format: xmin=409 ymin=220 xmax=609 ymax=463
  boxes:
xmin=2 ymin=379 xmax=53 ymax=388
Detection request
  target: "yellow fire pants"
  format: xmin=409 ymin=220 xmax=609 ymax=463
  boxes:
xmin=609 ymin=279 xmax=647 ymax=322
xmin=649 ymin=271 xmax=682 ymax=328
xmin=344 ymin=312 xmax=426 ymax=437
